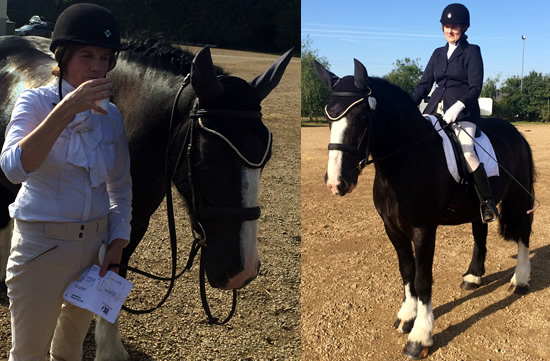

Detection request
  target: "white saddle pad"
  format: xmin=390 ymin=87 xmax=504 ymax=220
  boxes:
xmin=425 ymin=115 xmax=499 ymax=183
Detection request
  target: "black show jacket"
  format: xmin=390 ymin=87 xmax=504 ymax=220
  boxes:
xmin=412 ymin=39 xmax=483 ymax=124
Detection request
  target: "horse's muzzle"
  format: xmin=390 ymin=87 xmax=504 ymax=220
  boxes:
xmin=222 ymin=260 xmax=261 ymax=290
xmin=326 ymin=174 xmax=356 ymax=196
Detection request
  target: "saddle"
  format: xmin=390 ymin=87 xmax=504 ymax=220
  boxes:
xmin=436 ymin=116 xmax=471 ymax=183
xmin=424 ymin=115 xmax=499 ymax=184
xmin=426 ymin=115 xmax=499 ymax=220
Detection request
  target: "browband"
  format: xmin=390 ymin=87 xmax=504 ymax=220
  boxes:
xmin=325 ymin=98 xmax=365 ymax=121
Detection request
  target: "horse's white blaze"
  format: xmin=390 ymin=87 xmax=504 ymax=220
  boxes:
xmin=326 ymin=117 xmax=348 ymax=194
xmin=94 ymin=317 xmax=129 ymax=361
xmin=225 ymin=167 xmax=260 ymax=290
xmin=397 ymin=283 xmax=418 ymax=322
xmin=511 ymin=242 xmax=530 ymax=287
xmin=0 ymin=219 xmax=12 ymax=283
xmin=408 ymin=300 xmax=434 ymax=346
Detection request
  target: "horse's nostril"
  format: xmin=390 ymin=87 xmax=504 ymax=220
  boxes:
xmin=337 ymin=176 xmax=349 ymax=194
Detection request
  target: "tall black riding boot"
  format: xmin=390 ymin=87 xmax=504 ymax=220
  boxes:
xmin=471 ymin=163 xmax=499 ymax=223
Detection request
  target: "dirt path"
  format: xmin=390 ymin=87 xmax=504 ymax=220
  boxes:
xmin=0 ymin=47 xmax=301 ymax=360
xmin=301 ymin=123 xmax=550 ymax=360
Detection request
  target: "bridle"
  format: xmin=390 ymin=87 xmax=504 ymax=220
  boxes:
xmin=118 ymin=74 xmax=270 ymax=325
xmin=325 ymin=88 xmax=458 ymax=172
xmin=326 ymin=88 xmax=377 ymax=172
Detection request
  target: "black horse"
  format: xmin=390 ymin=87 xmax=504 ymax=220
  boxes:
xmin=315 ymin=59 xmax=534 ymax=359
xmin=0 ymin=35 xmax=292 ymax=359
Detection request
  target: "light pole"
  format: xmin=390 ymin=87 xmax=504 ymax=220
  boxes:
xmin=521 ymin=35 xmax=526 ymax=91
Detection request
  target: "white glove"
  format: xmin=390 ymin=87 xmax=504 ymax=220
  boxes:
xmin=443 ymin=101 xmax=465 ymax=124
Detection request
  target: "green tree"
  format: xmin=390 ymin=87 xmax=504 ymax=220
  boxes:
xmin=498 ymin=72 xmax=550 ymax=121
xmin=481 ymin=75 xmax=500 ymax=100
xmin=383 ymin=58 xmax=423 ymax=94
xmin=301 ymin=35 xmax=331 ymax=121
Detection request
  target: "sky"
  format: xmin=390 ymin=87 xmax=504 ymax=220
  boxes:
xmin=301 ymin=0 xmax=550 ymax=84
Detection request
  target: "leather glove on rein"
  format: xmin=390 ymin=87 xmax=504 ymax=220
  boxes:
xmin=443 ymin=100 xmax=465 ymax=124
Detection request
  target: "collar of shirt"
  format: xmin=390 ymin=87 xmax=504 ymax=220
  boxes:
xmin=447 ymin=42 xmax=459 ymax=59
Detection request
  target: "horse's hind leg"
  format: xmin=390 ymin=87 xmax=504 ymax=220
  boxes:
xmin=509 ymin=240 xmax=530 ymax=294
xmin=95 ymin=317 xmax=129 ymax=361
xmin=499 ymin=179 xmax=532 ymax=294
xmin=461 ymin=221 xmax=487 ymax=290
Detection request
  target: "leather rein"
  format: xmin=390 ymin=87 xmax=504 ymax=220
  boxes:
xmin=117 ymin=74 xmax=267 ymax=325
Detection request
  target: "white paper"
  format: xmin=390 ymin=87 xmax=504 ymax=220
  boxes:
xmin=63 ymin=265 xmax=133 ymax=323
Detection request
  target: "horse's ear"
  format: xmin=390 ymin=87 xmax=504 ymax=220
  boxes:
xmin=353 ymin=58 xmax=369 ymax=92
xmin=314 ymin=60 xmax=340 ymax=89
xmin=191 ymin=47 xmax=225 ymax=100
xmin=249 ymin=48 xmax=293 ymax=101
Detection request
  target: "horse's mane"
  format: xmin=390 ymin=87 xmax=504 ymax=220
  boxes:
xmin=121 ymin=37 xmax=225 ymax=76
xmin=369 ymin=77 xmax=419 ymax=112
xmin=369 ymin=76 xmax=428 ymax=123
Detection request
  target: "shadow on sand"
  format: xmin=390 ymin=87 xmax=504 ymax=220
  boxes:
xmin=431 ymin=244 xmax=550 ymax=352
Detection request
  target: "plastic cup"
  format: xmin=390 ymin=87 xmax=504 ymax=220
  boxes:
xmin=92 ymin=93 xmax=110 ymax=115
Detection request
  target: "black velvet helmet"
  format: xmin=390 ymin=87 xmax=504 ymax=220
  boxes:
xmin=440 ymin=3 xmax=470 ymax=27
xmin=50 ymin=3 xmax=121 ymax=53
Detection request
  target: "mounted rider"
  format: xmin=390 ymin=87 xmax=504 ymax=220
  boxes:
xmin=411 ymin=3 xmax=499 ymax=223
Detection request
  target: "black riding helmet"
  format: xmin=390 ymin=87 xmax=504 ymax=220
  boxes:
xmin=50 ymin=3 xmax=120 ymax=101
xmin=440 ymin=3 xmax=470 ymax=27
xmin=50 ymin=3 xmax=121 ymax=53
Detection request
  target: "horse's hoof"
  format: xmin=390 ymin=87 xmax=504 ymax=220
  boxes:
xmin=508 ymin=283 xmax=530 ymax=294
xmin=394 ymin=318 xmax=415 ymax=334
xmin=403 ymin=341 xmax=430 ymax=359
xmin=460 ymin=280 xmax=480 ymax=291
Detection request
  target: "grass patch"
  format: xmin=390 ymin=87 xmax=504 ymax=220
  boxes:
xmin=301 ymin=118 xmax=327 ymax=127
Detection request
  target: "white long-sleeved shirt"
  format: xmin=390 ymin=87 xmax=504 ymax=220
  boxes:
xmin=1 ymin=79 xmax=132 ymax=244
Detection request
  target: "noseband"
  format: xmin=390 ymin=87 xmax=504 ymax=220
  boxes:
xmin=326 ymin=89 xmax=377 ymax=171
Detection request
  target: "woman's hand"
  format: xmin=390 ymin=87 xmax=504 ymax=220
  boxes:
xmin=443 ymin=100 xmax=465 ymax=124
xmin=60 ymin=78 xmax=113 ymax=115
xmin=99 ymin=238 xmax=127 ymax=277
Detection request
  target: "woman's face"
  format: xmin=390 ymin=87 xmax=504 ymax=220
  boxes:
xmin=443 ymin=24 xmax=463 ymax=44
xmin=63 ymin=46 xmax=113 ymax=87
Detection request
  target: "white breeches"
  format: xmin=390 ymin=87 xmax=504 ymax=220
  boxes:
xmin=451 ymin=121 xmax=481 ymax=173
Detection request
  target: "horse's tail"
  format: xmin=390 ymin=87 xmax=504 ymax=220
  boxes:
xmin=498 ymin=134 xmax=535 ymax=243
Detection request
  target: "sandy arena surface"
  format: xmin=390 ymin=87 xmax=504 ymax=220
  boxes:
xmin=302 ymin=123 xmax=550 ymax=361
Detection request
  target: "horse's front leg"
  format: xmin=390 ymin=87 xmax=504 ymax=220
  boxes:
xmin=385 ymin=223 xmax=417 ymax=334
xmin=461 ymin=221 xmax=487 ymax=290
xmin=403 ymin=228 xmax=436 ymax=360
xmin=95 ymin=317 xmax=129 ymax=361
